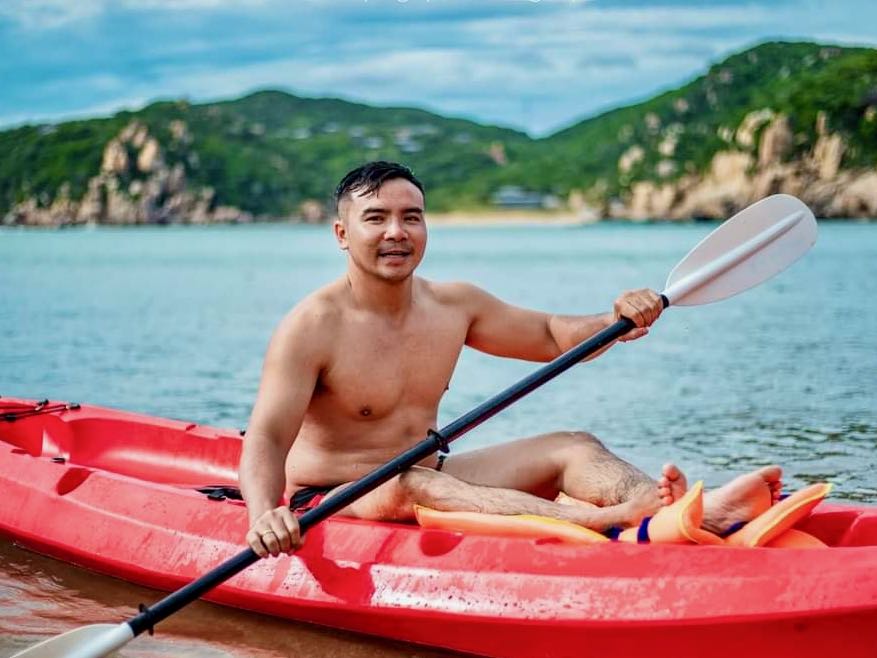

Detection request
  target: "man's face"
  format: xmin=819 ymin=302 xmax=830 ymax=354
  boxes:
xmin=334 ymin=178 xmax=427 ymax=283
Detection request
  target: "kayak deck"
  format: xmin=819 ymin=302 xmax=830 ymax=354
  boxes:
xmin=2 ymin=398 xmax=877 ymax=658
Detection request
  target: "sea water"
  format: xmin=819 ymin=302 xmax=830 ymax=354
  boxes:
xmin=1 ymin=220 xmax=875 ymax=656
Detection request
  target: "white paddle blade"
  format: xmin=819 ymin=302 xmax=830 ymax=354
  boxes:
xmin=11 ymin=623 xmax=133 ymax=658
xmin=662 ymin=194 xmax=817 ymax=307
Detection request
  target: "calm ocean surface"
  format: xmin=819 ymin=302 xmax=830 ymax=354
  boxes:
xmin=1 ymin=220 xmax=876 ymax=656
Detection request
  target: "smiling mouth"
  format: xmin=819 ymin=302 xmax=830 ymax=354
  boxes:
xmin=379 ymin=250 xmax=412 ymax=258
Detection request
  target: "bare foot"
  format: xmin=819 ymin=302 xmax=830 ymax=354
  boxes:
xmin=616 ymin=484 xmax=663 ymax=528
xmin=657 ymin=463 xmax=687 ymax=505
xmin=556 ymin=464 xmax=689 ymax=528
xmin=702 ymin=465 xmax=783 ymax=534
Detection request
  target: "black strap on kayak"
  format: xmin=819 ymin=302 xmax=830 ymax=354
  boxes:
xmin=196 ymin=485 xmax=244 ymax=501
xmin=1 ymin=400 xmax=80 ymax=422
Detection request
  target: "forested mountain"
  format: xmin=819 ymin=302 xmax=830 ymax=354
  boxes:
xmin=3 ymin=41 xmax=876 ymax=225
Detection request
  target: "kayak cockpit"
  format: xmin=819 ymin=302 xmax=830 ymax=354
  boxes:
xmin=1 ymin=400 xmax=241 ymax=486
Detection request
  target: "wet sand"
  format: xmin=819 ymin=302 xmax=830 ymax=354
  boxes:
xmin=0 ymin=541 xmax=455 ymax=658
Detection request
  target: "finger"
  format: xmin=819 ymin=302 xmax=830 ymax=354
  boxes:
xmin=613 ymin=292 xmax=632 ymax=320
xmin=619 ymin=327 xmax=648 ymax=342
xmin=247 ymin=531 xmax=268 ymax=558
xmin=261 ymin=530 xmax=281 ymax=557
xmin=623 ymin=302 xmax=646 ymax=328
xmin=279 ymin=508 xmax=303 ymax=552
xmin=647 ymin=291 xmax=664 ymax=323
xmin=645 ymin=294 xmax=662 ymax=325
xmin=619 ymin=328 xmax=643 ymax=342
xmin=267 ymin=517 xmax=292 ymax=553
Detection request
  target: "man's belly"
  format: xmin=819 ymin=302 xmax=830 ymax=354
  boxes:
xmin=285 ymin=418 xmax=440 ymax=491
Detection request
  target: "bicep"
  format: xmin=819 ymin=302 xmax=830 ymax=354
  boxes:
xmin=463 ymin=285 xmax=558 ymax=361
xmin=247 ymin=315 xmax=323 ymax=452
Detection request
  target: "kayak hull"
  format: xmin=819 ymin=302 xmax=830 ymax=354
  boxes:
xmin=2 ymin=399 xmax=877 ymax=658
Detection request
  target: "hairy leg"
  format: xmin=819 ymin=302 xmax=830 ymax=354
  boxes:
xmin=443 ymin=431 xmax=668 ymax=508
xmin=328 ymin=466 xmax=641 ymax=532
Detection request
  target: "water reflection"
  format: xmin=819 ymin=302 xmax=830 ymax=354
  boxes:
xmin=0 ymin=542 xmax=453 ymax=658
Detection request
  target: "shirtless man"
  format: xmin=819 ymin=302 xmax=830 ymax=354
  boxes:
xmin=240 ymin=161 xmax=782 ymax=557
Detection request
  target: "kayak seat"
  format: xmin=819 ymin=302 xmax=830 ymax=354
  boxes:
xmin=414 ymin=505 xmax=610 ymax=545
xmin=725 ymin=483 xmax=832 ymax=547
xmin=415 ymin=482 xmax=838 ymax=549
xmin=617 ymin=481 xmax=724 ymax=545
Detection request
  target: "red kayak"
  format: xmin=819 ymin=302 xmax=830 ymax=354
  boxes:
xmin=2 ymin=397 xmax=877 ymax=658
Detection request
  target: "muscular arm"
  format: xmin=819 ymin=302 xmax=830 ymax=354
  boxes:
xmin=239 ymin=303 xmax=327 ymax=527
xmin=459 ymin=284 xmax=660 ymax=363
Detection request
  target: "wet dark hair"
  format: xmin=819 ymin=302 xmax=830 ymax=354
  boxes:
xmin=334 ymin=161 xmax=424 ymax=214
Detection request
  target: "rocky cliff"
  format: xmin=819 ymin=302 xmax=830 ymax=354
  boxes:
xmin=617 ymin=110 xmax=877 ymax=220
xmin=3 ymin=121 xmax=251 ymax=226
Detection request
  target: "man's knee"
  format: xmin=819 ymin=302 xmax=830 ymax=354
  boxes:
xmin=348 ymin=466 xmax=445 ymax=521
xmin=550 ymin=430 xmax=606 ymax=454
xmin=398 ymin=465 xmax=446 ymax=503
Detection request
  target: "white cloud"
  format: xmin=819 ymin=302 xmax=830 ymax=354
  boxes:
xmin=0 ymin=0 xmax=104 ymax=30
xmin=2 ymin=0 xmax=877 ymax=133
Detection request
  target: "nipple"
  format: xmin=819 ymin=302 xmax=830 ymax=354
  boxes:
xmin=360 ymin=406 xmax=372 ymax=417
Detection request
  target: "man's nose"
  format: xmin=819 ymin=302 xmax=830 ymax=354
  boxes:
xmin=383 ymin=217 xmax=407 ymax=240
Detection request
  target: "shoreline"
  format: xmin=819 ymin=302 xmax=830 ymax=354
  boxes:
xmin=2 ymin=213 xmax=875 ymax=230
xmin=425 ymin=210 xmax=595 ymax=227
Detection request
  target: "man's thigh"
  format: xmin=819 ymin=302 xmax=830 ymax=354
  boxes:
xmin=321 ymin=474 xmax=414 ymax=522
xmin=441 ymin=431 xmax=580 ymax=499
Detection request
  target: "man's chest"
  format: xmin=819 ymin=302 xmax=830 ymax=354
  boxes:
xmin=317 ymin=313 xmax=468 ymax=419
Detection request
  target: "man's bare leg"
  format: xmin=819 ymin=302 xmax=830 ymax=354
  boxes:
xmin=324 ymin=430 xmax=684 ymax=531
xmin=329 ymin=466 xmax=647 ymax=532
xmin=442 ymin=431 xmax=686 ymax=510
xmin=457 ymin=431 xmax=783 ymax=533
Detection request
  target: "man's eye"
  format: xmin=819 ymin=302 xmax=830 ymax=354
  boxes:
xmin=365 ymin=216 xmax=382 ymax=222
xmin=405 ymin=216 xmax=421 ymax=222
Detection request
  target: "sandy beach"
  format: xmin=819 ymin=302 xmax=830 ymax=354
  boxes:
xmin=425 ymin=209 xmax=597 ymax=227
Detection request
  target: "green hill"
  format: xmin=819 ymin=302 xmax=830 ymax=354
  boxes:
xmin=2 ymin=40 xmax=876 ymax=225
xmin=505 ymin=41 xmax=877 ymax=198
xmin=0 ymin=92 xmax=528 ymax=219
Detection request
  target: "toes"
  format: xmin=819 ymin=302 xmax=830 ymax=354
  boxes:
xmin=664 ymin=462 xmax=688 ymax=486
xmin=766 ymin=473 xmax=783 ymax=504
xmin=757 ymin=465 xmax=783 ymax=484
xmin=662 ymin=463 xmax=681 ymax=481
xmin=771 ymin=482 xmax=783 ymax=503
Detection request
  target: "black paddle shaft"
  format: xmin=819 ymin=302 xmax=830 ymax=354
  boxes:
xmin=128 ymin=314 xmax=644 ymax=636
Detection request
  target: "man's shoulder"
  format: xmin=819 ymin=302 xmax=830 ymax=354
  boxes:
xmin=275 ymin=281 xmax=345 ymax=341
xmin=422 ymin=278 xmax=486 ymax=305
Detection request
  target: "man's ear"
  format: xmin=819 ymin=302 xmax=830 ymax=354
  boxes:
xmin=333 ymin=218 xmax=348 ymax=250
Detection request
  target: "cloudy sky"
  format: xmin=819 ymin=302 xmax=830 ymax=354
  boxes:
xmin=2 ymin=0 xmax=876 ymax=136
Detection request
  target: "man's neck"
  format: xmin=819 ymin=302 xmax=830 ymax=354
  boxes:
xmin=345 ymin=268 xmax=415 ymax=318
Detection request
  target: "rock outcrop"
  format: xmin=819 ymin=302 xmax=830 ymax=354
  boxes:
xmin=758 ymin=114 xmax=792 ymax=169
xmin=4 ymin=121 xmax=252 ymax=227
xmin=614 ymin=108 xmax=877 ymax=220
